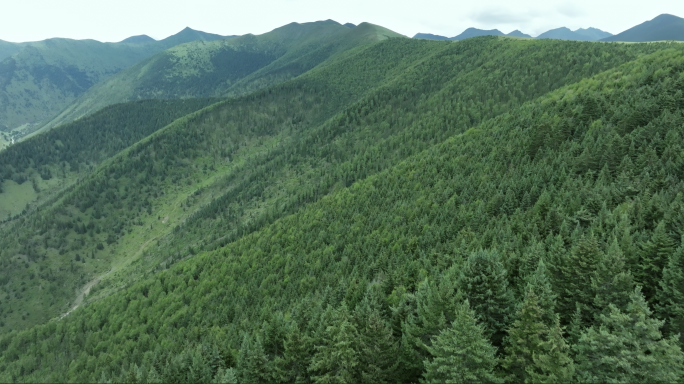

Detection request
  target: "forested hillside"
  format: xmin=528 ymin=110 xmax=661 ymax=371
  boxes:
xmin=0 ymin=29 xmax=229 ymax=141
xmin=1 ymin=38 xmax=684 ymax=383
xmin=0 ymin=98 xmax=220 ymax=219
xmin=0 ymin=36 xmax=668 ymax=335
xmin=41 ymin=21 xmax=401 ymax=131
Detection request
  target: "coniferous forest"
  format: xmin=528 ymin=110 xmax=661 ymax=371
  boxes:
xmin=2 ymin=17 xmax=684 ymax=383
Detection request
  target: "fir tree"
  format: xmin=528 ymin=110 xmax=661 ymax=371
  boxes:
xmin=308 ymin=303 xmax=361 ymax=384
xmin=639 ymin=221 xmax=676 ymax=302
xmin=656 ymin=240 xmax=684 ymax=342
xmin=502 ymin=288 xmax=548 ymax=383
xmin=524 ymin=258 xmax=557 ymax=327
xmin=354 ymin=294 xmax=399 ymax=383
xmin=574 ymin=287 xmax=684 ymax=383
xmin=591 ymin=239 xmax=635 ymax=316
xmin=527 ymin=315 xmax=574 ymax=384
xmin=457 ymin=249 xmax=515 ymax=347
xmin=275 ymin=324 xmax=311 ymax=384
xmin=422 ymin=300 xmax=502 ymax=384
xmin=236 ymin=333 xmax=271 ymax=384
xmin=552 ymin=235 xmax=603 ymax=323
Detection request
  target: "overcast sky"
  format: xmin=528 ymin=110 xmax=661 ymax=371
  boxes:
xmin=2 ymin=0 xmax=683 ymax=42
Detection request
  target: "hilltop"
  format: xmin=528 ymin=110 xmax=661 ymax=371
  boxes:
xmin=603 ymin=13 xmax=684 ymax=42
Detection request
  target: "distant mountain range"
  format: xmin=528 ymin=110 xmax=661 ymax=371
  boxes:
xmin=414 ymin=27 xmax=610 ymax=41
xmin=413 ymin=14 xmax=684 ymax=43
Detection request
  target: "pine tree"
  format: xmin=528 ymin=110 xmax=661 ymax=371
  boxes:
xmin=422 ymin=300 xmax=502 ymax=384
xmin=275 ymin=324 xmax=311 ymax=384
xmin=213 ymin=368 xmax=237 ymax=384
xmin=656 ymin=240 xmax=684 ymax=342
xmin=354 ymin=294 xmax=399 ymax=383
xmin=639 ymin=221 xmax=676 ymax=302
xmin=457 ymin=249 xmax=515 ymax=347
xmin=524 ymin=258 xmax=557 ymax=327
xmin=591 ymin=239 xmax=635 ymax=316
xmin=236 ymin=333 xmax=271 ymax=384
xmin=308 ymin=303 xmax=361 ymax=384
xmin=502 ymin=289 xmax=548 ymax=383
xmin=528 ymin=315 xmax=574 ymax=383
xmin=574 ymin=287 xmax=684 ymax=383
xmin=552 ymin=235 xmax=603 ymax=323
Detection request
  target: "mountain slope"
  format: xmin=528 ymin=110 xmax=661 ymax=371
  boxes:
xmin=536 ymin=27 xmax=590 ymax=40
xmin=603 ymin=13 xmax=684 ymax=42
xmin=40 ymin=21 xmax=403 ymax=131
xmin=0 ymin=40 xmax=26 ymax=62
xmin=0 ymin=28 xmax=231 ymax=140
xmin=507 ymin=30 xmax=532 ymax=38
xmin=0 ymin=36 xmax=673 ymax=335
xmin=450 ymin=28 xmax=504 ymax=40
xmin=574 ymin=27 xmax=613 ymax=40
xmin=0 ymin=98 xmax=220 ymax=219
xmin=413 ymin=33 xmax=450 ymax=40
xmin=2 ymin=42 xmax=684 ymax=383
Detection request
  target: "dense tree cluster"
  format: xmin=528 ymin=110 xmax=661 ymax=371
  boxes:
xmin=1 ymin=37 xmax=684 ymax=382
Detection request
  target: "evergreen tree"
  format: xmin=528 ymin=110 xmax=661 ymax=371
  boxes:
xmin=574 ymin=287 xmax=684 ymax=383
xmin=552 ymin=235 xmax=603 ymax=323
xmin=591 ymin=239 xmax=635 ymax=316
xmin=422 ymin=300 xmax=502 ymax=384
xmin=275 ymin=324 xmax=311 ymax=384
xmin=527 ymin=315 xmax=574 ymax=384
xmin=308 ymin=303 xmax=361 ymax=384
xmin=236 ymin=333 xmax=271 ymax=384
xmin=457 ymin=249 xmax=515 ymax=347
xmin=656 ymin=240 xmax=684 ymax=342
xmin=524 ymin=258 xmax=557 ymax=327
xmin=213 ymin=368 xmax=237 ymax=384
xmin=354 ymin=294 xmax=399 ymax=383
xmin=502 ymin=288 xmax=548 ymax=383
xmin=639 ymin=221 xmax=676 ymax=301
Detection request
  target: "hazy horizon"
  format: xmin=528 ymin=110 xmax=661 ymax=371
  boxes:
xmin=2 ymin=0 xmax=683 ymax=43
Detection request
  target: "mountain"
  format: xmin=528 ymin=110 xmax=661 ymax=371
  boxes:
xmin=119 ymin=34 xmax=156 ymax=44
xmin=0 ymin=40 xmax=27 ymax=61
xmin=1 ymin=36 xmax=684 ymax=382
xmin=536 ymin=27 xmax=592 ymax=41
xmin=0 ymin=28 xmax=232 ymax=142
xmin=0 ymin=35 xmax=672 ymax=337
xmin=156 ymin=26 xmax=229 ymax=49
xmin=413 ymin=33 xmax=450 ymax=40
xmin=506 ymin=30 xmax=532 ymax=38
xmin=344 ymin=23 xmax=356 ymax=28
xmin=574 ymin=27 xmax=613 ymax=40
xmin=602 ymin=13 xmax=684 ymax=42
xmin=450 ymin=27 xmax=504 ymax=40
xmin=39 ymin=20 xmax=403 ymax=132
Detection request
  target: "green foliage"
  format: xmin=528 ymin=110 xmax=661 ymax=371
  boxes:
xmin=656 ymin=240 xmax=684 ymax=341
xmin=574 ymin=287 xmax=684 ymax=383
xmin=422 ymin=300 xmax=501 ymax=384
xmin=457 ymin=249 xmax=515 ymax=347
xmin=503 ymin=289 xmax=574 ymax=383
xmin=0 ymin=29 xmax=225 ymax=134
xmin=3 ymin=37 xmax=684 ymax=383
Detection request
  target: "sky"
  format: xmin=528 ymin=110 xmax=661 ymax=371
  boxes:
xmin=1 ymin=0 xmax=683 ymax=42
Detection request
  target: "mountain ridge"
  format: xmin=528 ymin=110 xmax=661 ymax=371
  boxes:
xmin=602 ymin=13 xmax=684 ymax=42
